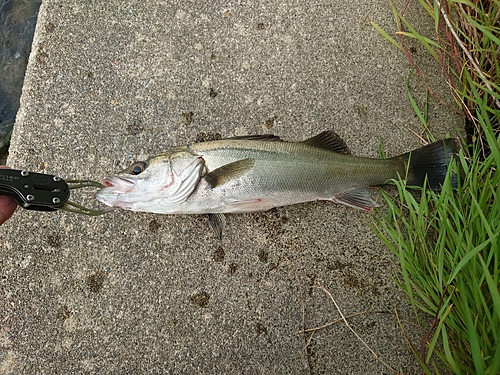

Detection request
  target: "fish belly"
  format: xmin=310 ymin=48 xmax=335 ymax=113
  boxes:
xmin=178 ymin=147 xmax=400 ymax=214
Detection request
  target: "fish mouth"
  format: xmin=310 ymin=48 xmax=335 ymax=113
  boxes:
xmin=102 ymin=177 xmax=136 ymax=193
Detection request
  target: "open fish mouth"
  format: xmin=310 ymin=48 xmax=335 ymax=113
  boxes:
xmin=102 ymin=177 xmax=135 ymax=193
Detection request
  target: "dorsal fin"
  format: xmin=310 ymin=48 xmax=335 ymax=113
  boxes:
xmin=302 ymin=130 xmax=351 ymax=154
xmin=225 ymin=134 xmax=284 ymax=142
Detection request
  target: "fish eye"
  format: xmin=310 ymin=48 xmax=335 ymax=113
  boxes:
xmin=129 ymin=162 xmax=147 ymax=175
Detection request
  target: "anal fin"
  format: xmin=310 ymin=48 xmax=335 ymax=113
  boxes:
xmin=332 ymin=188 xmax=377 ymax=211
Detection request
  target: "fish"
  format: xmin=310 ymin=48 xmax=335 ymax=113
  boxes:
xmin=95 ymin=131 xmax=457 ymax=238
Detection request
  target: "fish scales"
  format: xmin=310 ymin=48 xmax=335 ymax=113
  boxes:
xmin=95 ymin=131 xmax=458 ymax=217
xmin=188 ymin=139 xmax=402 ymax=212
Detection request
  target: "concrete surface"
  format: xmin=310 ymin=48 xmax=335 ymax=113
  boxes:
xmin=2 ymin=0 xmax=462 ymax=373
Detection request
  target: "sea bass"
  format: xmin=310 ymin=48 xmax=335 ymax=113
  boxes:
xmin=96 ymin=131 xmax=457 ymax=232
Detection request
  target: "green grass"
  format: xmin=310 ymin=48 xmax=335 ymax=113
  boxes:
xmin=371 ymin=0 xmax=500 ymax=373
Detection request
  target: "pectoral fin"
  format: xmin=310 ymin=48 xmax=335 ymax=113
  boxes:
xmin=206 ymin=213 xmax=226 ymax=240
xmin=204 ymin=158 xmax=255 ymax=188
xmin=332 ymin=188 xmax=378 ymax=211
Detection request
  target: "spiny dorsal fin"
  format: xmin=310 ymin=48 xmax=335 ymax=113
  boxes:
xmin=226 ymin=134 xmax=284 ymax=142
xmin=302 ymin=130 xmax=351 ymax=154
xmin=204 ymin=158 xmax=255 ymax=188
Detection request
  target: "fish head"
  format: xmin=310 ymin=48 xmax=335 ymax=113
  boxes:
xmin=95 ymin=147 xmax=205 ymax=212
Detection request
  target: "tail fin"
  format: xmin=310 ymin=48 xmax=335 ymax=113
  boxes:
xmin=393 ymin=139 xmax=459 ymax=190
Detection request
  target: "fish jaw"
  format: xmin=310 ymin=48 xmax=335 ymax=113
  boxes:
xmin=95 ymin=177 xmax=140 ymax=209
xmin=95 ymin=157 xmax=205 ymax=212
xmin=96 ymin=175 xmax=176 ymax=211
xmin=102 ymin=177 xmax=135 ymax=193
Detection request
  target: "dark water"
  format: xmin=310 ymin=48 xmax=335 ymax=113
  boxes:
xmin=0 ymin=0 xmax=41 ymax=161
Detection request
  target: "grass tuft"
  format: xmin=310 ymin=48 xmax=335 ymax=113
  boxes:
xmin=371 ymin=0 xmax=499 ymax=373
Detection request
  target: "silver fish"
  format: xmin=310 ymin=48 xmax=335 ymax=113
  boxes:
xmin=96 ymin=131 xmax=457 ymax=235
